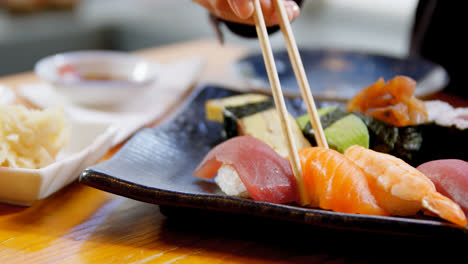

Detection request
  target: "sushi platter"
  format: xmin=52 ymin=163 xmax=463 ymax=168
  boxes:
xmin=79 ymin=85 xmax=468 ymax=238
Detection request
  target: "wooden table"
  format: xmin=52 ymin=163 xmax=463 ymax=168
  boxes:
xmin=0 ymin=39 xmax=466 ymax=264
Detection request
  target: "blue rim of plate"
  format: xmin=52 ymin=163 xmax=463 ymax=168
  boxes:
xmin=232 ymin=48 xmax=449 ymax=101
xmin=79 ymin=84 xmax=466 ymax=238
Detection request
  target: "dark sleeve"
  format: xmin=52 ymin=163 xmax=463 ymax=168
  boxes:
xmin=410 ymin=1 xmax=466 ymax=97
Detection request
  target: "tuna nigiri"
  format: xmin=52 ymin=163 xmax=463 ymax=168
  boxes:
xmin=345 ymin=145 xmax=467 ymax=227
xmin=417 ymin=159 xmax=468 ymax=216
xmin=298 ymin=147 xmax=388 ymax=216
xmin=193 ymin=136 xmax=298 ymax=204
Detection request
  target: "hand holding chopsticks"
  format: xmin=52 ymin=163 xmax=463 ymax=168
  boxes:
xmin=194 ymin=0 xmax=300 ymax=26
xmin=252 ymin=0 xmax=328 ymax=206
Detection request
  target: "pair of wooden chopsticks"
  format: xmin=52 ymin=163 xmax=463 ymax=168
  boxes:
xmin=252 ymin=0 xmax=328 ymax=205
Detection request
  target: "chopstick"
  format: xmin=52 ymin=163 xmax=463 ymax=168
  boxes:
xmin=272 ymin=0 xmax=328 ymax=149
xmin=252 ymin=0 xmax=328 ymax=206
xmin=252 ymin=0 xmax=307 ymax=205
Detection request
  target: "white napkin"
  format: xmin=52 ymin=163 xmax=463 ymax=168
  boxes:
xmin=19 ymin=57 xmax=206 ymax=146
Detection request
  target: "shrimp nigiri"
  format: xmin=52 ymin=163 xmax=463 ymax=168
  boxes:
xmin=345 ymin=145 xmax=467 ymax=227
xmin=298 ymin=147 xmax=388 ymax=216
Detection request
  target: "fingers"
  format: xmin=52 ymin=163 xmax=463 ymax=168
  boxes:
xmin=267 ymin=0 xmax=300 ymax=26
xmin=230 ymin=0 xmax=301 ymax=26
xmin=227 ymin=0 xmax=254 ymax=19
xmin=193 ymin=0 xmax=300 ymax=26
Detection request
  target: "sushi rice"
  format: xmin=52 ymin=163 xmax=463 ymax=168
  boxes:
xmin=425 ymin=100 xmax=468 ymax=130
xmin=215 ymin=164 xmax=250 ymax=198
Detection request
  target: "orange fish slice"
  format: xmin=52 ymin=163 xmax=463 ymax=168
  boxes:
xmin=298 ymin=147 xmax=388 ymax=216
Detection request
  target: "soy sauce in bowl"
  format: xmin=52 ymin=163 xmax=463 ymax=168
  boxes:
xmin=35 ymin=50 xmax=159 ymax=106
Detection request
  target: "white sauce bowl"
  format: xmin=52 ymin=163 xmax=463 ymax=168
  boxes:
xmin=34 ymin=50 xmax=159 ymax=106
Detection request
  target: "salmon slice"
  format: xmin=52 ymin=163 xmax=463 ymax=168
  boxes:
xmin=298 ymin=147 xmax=388 ymax=216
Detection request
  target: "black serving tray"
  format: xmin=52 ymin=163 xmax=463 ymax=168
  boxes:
xmin=79 ymin=85 xmax=467 ymax=239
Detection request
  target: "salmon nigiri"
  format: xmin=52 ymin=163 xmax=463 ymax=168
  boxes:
xmin=298 ymin=147 xmax=388 ymax=216
xmin=345 ymin=145 xmax=467 ymax=227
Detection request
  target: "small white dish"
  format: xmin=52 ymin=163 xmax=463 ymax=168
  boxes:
xmin=0 ymin=116 xmax=117 ymax=205
xmin=4 ymin=57 xmax=205 ymax=206
xmin=34 ymin=50 xmax=159 ymax=106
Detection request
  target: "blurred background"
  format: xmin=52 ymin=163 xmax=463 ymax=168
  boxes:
xmin=0 ymin=0 xmax=418 ymax=77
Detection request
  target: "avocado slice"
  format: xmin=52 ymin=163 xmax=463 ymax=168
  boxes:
xmin=296 ymin=108 xmax=370 ymax=153
xmin=325 ymin=114 xmax=369 ymax=153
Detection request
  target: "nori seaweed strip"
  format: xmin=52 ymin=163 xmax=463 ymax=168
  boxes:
xmin=222 ymin=99 xmax=274 ymax=138
xmin=354 ymin=113 xmax=424 ymax=165
xmin=354 ymin=113 xmax=399 ymax=153
xmin=392 ymin=125 xmax=423 ymax=165
xmin=320 ymin=108 xmax=350 ymax=129
xmin=222 ymin=109 xmax=240 ymax=138
xmin=353 ymin=117 xmax=466 ymax=166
